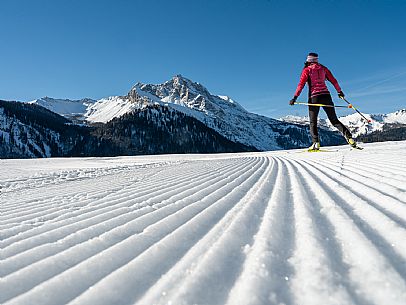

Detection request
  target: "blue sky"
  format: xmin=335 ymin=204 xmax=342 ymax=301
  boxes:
xmin=0 ymin=0 xmax=405 ymax=118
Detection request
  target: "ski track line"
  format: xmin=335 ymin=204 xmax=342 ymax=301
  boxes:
xmin=356 ymin=149 xmax=406 ymax=165
xmin=2 ymin=145 xmax=406 ymax=305
xmin=1 ymin=183 xmax=121 ymax=223
xmin=224 ymin=157 xmax=297 ymax=305
xmin=1 ymin=158 xmax=247 ymax=276
xmin=1 ymin=176 xmax=134 ymax=216
xmin=283 ymin=158 xmax=355 ymax=305
xmin=1 ymin=158 xmax=246 ymax=263
xmin=0 ymin=174 xmax=139 ymax=233
xmin=342 ymin=159 xmax=406 ymax=184
xmin=286 ymin=158 xmax=382 ymax=305
xmin=0 ymin=159 xmax=235 ymax=221
xmin=1 ymin=160 xmax=205 ymax=221
xmin=1 ymin=190 xmax=111 ymax=222
xmin=292 ymin=153 xmax=406 ymax=201
xmin=353 ymin=158 xmax=406 ymax=173
xmin=302 ymin=159 xmax=406 ymax=226
xmin=1 ymin=158 xmax=241 ymax=245
xmin=0 ymin=162 xmax=170 ymax=195
xmin=284 ymin=158 xmax=361 ymax=305
xmin=326 ymin=157 xmax=406 ymax=190
xmin=137 ymin=158 xmax=277 ymax=305
xmin=296 ymin=159 xmax=406 ymax=276
xmin=324 ymin=157 xmax=406 ymax=189
xmin=293 ymin=159 xmax=406 ymax=305
xmin=0 ymin=160 xmax=188 ymax=220
xmin=66 ymin=156 xmax=269 ymax=304
xmin=314 ymin=161 xmax=406 ymax=225
xmin=135 ymin=157 xmax=275 ymax=305
xmin=1 ymin=159 xmax=221 ymax=242
xmin=0 ymin=160 xmax=206 ymax=220
xmin=2 ymin=157 xmax=264 ymax=304
xmin=0 ymin=157 xmax=264 ymax=302
xmin=1 ymin=157 xmax=247 ymax=296
xmin=0 ymin=166 xmax=131 ymax=197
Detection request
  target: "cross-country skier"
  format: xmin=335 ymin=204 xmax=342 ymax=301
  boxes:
xmin=290 ymin=52 xmax=357 ymax=151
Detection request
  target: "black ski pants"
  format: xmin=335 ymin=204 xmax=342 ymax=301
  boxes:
xmin=308 ymin=94 xmax=352 ymax=143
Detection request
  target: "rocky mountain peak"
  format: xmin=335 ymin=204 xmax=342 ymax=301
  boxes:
xmin=125 ymin=75 xmax=245 ymax=117
xmin=130 ymin=74 xmax=211 ymax=104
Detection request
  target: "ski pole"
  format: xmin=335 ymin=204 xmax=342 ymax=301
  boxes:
xmin=339 ymin=97 xmax=372 ymax=123
xmin=294 ymin=102 xmax=350 ymax=108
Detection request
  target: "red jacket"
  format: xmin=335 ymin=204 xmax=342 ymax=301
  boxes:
xmin=294 ymin=63 xmax=341 ymax=98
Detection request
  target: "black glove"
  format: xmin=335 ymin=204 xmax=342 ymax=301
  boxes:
xmin=289 ymin=96 xmax=297 ymax=106
xmin=338 ymin=91 xmax=345 ymax=99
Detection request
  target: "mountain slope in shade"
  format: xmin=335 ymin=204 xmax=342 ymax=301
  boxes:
xmin=0 ymin=100 xmax=256 ymax=158
xmin=0 ymin=100 xmax=121 ymax=158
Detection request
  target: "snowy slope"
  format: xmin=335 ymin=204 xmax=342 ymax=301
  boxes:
xmin=85 ymin=75 xmax=249 ymax=124
xmin=280 ymin=109 xmax=406 ymax=137
xmin=28 ymin=97 xmax=97 ymax=122
xmin=1 ymin=141 xmax=406 ymax=305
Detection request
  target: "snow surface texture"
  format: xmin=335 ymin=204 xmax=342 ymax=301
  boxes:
xmin=1 ymin=141 xmax=406 ymax=305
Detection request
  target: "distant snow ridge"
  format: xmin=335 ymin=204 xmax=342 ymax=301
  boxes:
xmin=29 ymin=97 xmax=96 ymax=122
xmin=280 ymin=108 xmax=406 ymax=137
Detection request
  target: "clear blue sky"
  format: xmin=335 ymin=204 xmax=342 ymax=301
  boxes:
xmin=1 ymin=0 xmax=405 ymax=118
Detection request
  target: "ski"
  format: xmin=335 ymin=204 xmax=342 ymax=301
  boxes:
xmin=351 ymin=145 xmax=364 ymax=150
xmin=307 ymin=149 xmax=338 ymax=153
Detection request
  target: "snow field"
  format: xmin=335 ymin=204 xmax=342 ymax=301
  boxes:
xmin=1 ymin=141 xmax=406 ymax=305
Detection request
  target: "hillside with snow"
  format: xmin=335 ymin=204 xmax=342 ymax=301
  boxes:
xmin=1 ymin=141 xmax=406 ymax=305
xmin=28 ymin=97 xmax=96 ymax=123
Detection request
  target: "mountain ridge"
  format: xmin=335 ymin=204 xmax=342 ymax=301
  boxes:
xmin=26 ymin=75 xmax=344 ymax=151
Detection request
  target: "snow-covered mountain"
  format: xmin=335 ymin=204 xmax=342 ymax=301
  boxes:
xmin=26 ymin=75 xmax=342 ymax=151
xmin=1 ymin=99 xmax=249 ymax=158
xmin=280 ymin=109 xmax=406 ymax=138
xmin=28 ymin=97 xmax=97 ymax=122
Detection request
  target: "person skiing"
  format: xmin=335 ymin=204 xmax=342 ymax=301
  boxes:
xmin=290 ymin=52 xmax=358 ymax=151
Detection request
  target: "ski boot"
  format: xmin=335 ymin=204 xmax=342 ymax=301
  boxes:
xmin=346 ymin=136 xmax=363 ymax=150
xmin=308 ymin=142 xmax=320 ymax=152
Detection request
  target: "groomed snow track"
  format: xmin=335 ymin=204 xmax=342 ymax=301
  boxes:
xmin=1 ymin=141 xmax=406 ymax=305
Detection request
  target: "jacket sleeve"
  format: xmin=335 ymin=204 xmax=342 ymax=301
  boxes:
xmin=325 ymin=67 xmax=342 ymax=92
xmin=294 ymin=68 xmax=309 ymax=97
